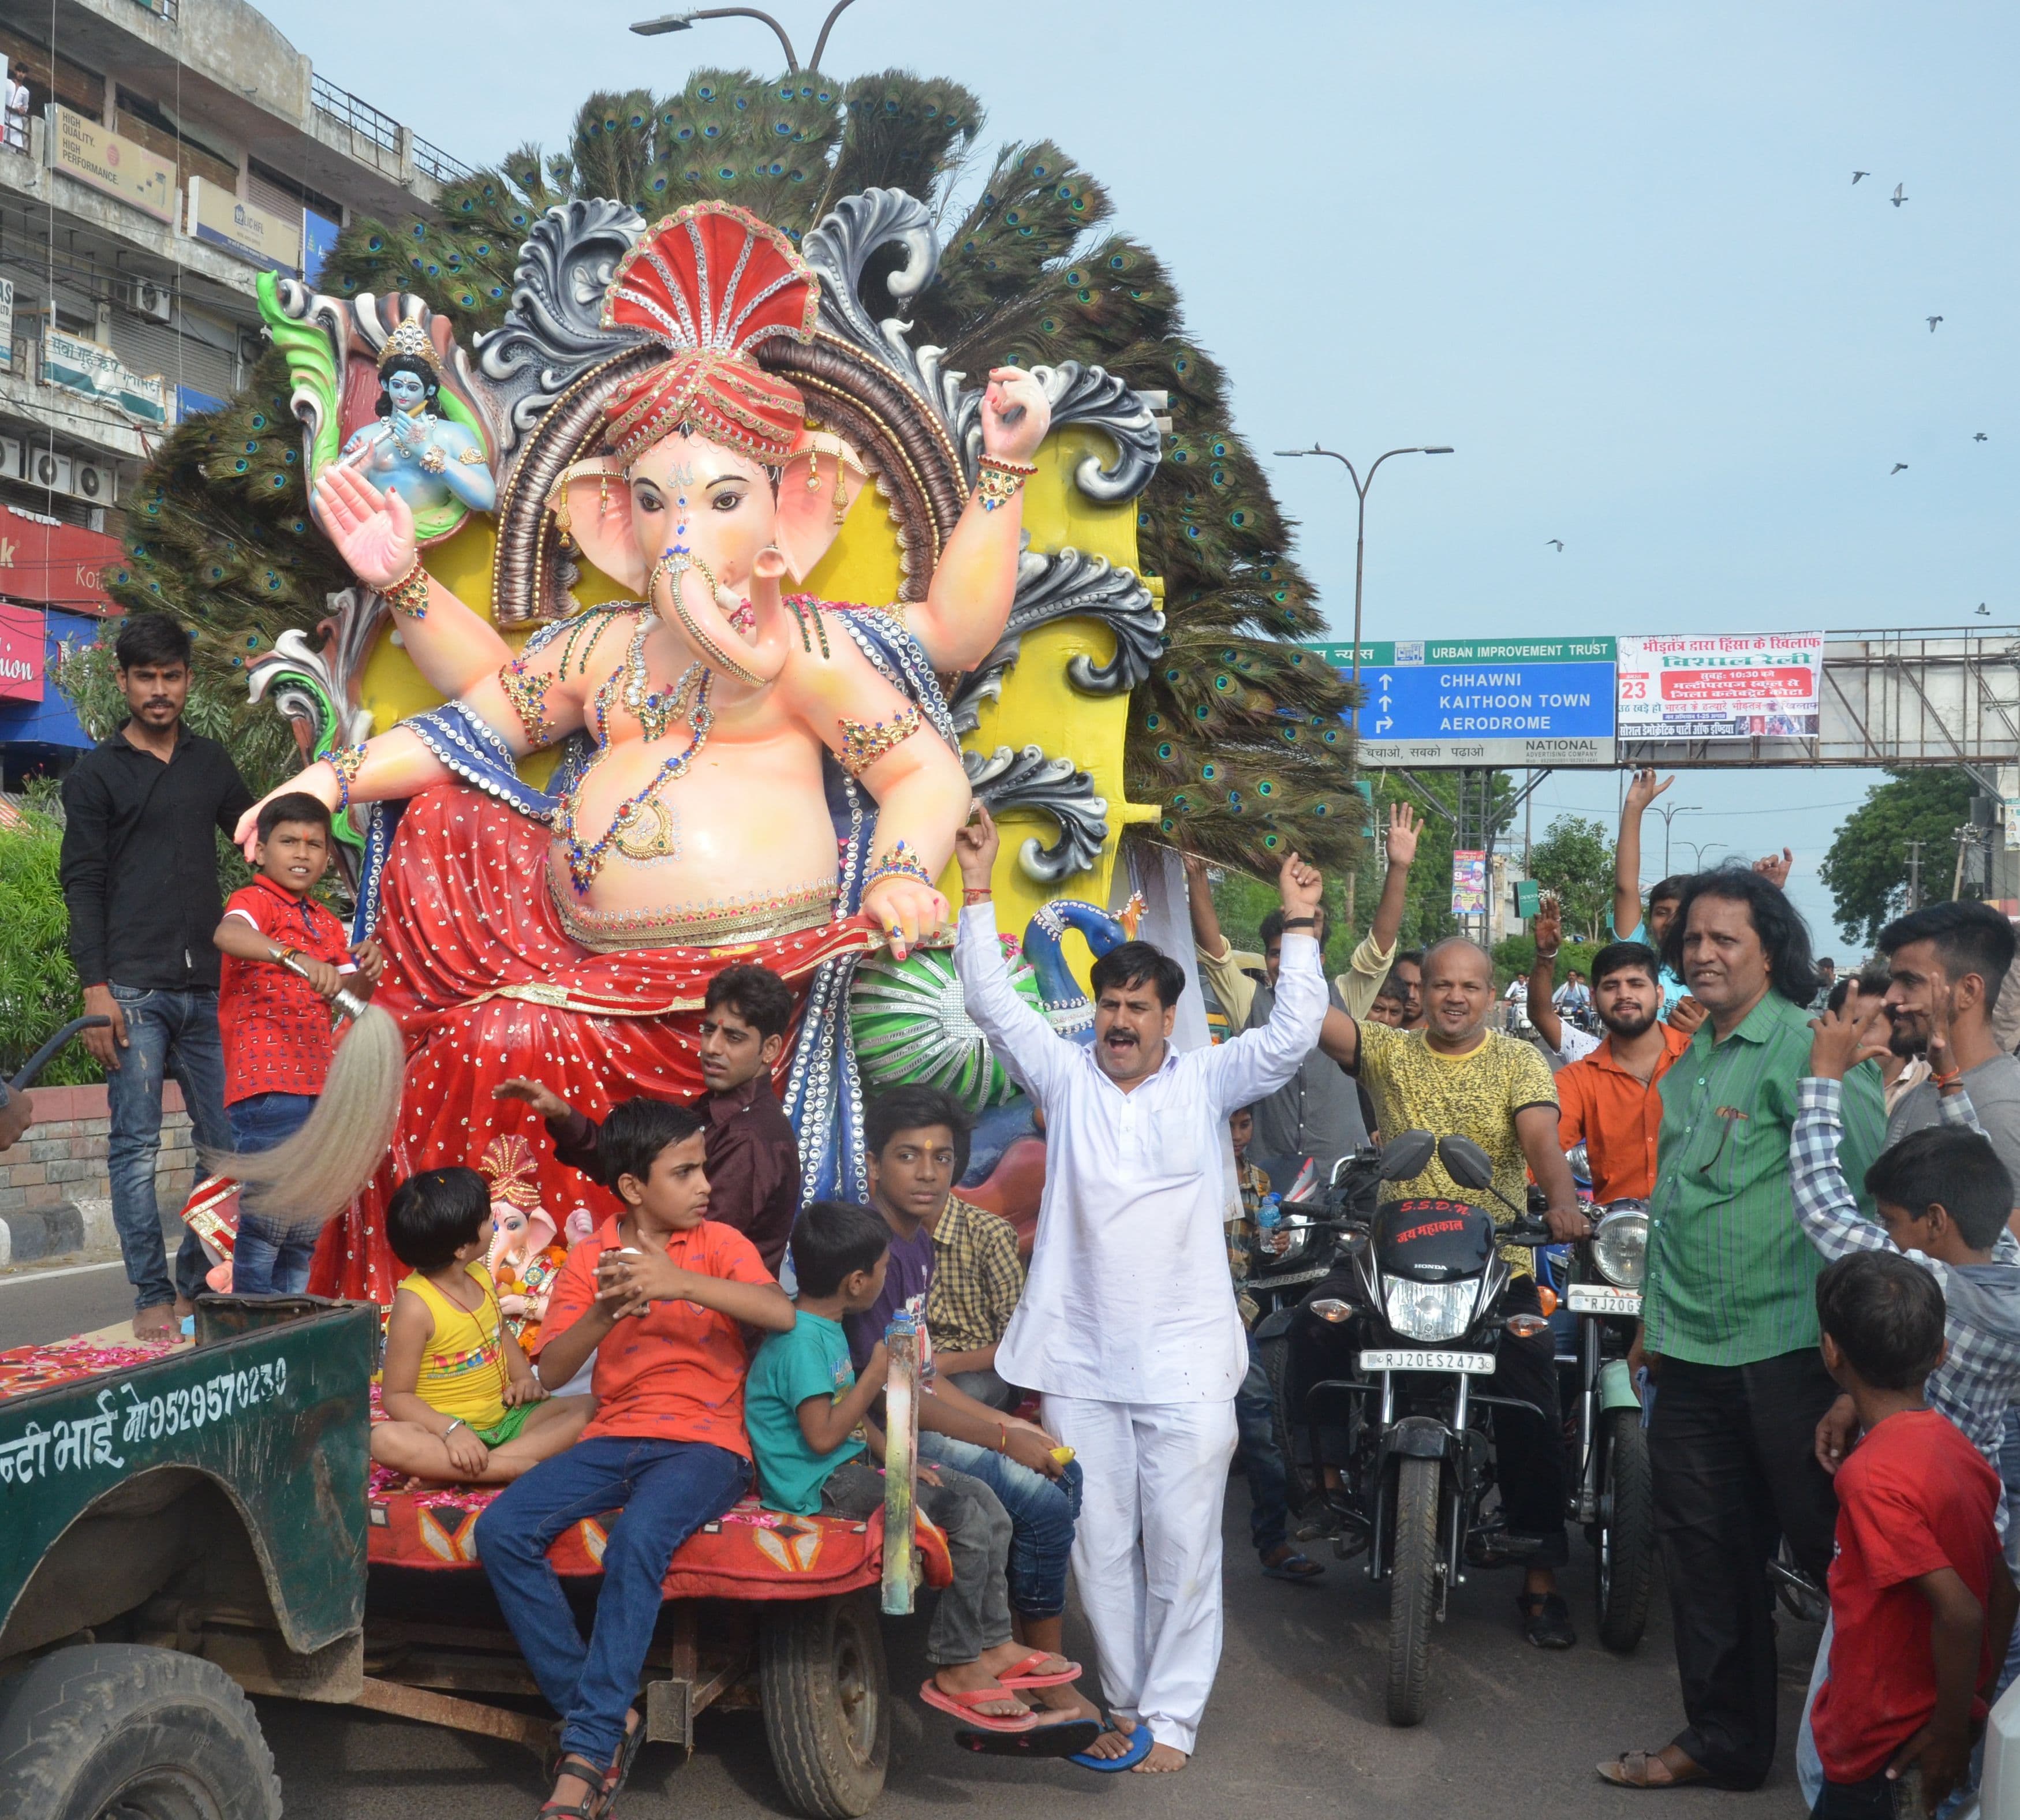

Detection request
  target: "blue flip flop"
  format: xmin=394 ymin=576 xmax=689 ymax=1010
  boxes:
xmin=1069 ymin=1720 xmax=1155 ymax=1773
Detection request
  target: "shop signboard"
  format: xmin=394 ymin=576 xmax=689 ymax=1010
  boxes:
xmin=42 ymin=326 xmax=168 ymax=424
xmin=186 ymin=176 xmax=302 ymax=275
xmin=0 ymin=600 xmax=46 ymax=702
xmin=1451 ymin=849 xmax=1487 ymax=916
xmin=46 ymin=104 xmax=175 ymax=222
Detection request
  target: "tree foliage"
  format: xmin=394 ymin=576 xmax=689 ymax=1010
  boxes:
xmin=0 ymin=803 xmax=94 ymax=1085
xmin=107 ymin=68 xmax=1357 ymax=876
xmin=1528 ymin=813 xmax=1615 ymax=941
xmin=1819 ymin=768 xmax=1978 ymax=947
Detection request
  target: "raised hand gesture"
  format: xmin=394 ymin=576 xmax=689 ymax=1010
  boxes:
xmin=979 ymin=367 xmax=1052 ymax=465
xmin=1386 ymin=802 xmax=1421 ymax=870
xmin=315 ymin=462 xmax=416 ymax=590
xmin=1278 ymin=850 xmax=1323 ymax=920
xmin=1753 ymin=847 xmax=1794 ymax=890
xmin=1533 ymin=891 xmax=1564 ymax=957
xmin=1927 ymin=982 xmax=1956 ymax=1085
xmin=954 ymin=802 xmax=1000 ymax=889
xmin=1624 ymin=767 xmax=1671 ymax=816
xmin=1808 ymin=985 xmax=1891 ymax=1081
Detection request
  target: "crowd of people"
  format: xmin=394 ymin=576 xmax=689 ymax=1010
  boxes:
xmin=14 ymin=618 xmax=2020 ymax=1814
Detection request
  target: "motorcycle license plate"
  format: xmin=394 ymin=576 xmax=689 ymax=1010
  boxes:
xmin=1566 ymin=1284 xmax=1642 ymax=1316
xmin=1357 ymin=1348 xmax=1495 ymax=1375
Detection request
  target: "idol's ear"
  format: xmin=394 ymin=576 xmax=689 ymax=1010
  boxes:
xmin=774 ymin=432 xmax=868 ymax=581
xmin=550 ymin=459 xmax=648 ymax=595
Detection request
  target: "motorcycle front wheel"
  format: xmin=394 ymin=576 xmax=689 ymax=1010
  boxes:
xmin=1386 ymin=1455 xmax=1441 ymax=1726
xmin=1260 ymin=1331 xmax=1323 ymax=1511
xmin=1595 ymin=1408 xmax=1655 ymax=1653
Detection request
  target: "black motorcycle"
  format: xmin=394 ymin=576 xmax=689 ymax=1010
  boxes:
xmin=1261 ymin=1130 xmax=1557 ymax=1726
xmin=1560 ymin=1199 xmax=1656 ymax=1652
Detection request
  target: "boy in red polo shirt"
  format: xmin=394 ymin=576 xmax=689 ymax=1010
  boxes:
xmin=212 ymin=791 xmax=382 ymax=1294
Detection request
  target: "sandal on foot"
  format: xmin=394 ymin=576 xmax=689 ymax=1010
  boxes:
xmin=599 ymin=1715 xmax=644 ymax=1817
xmin=992 ymin=1650 xmax=1083 ymax=1689
xmin=537 ymin=1753 xmax=609 ymax=1820
xmin=918 ymin=1678 xmax=1037 ymax=1732
xmin=1517 ymin=1590 xmax=1577 ymax=1650
xmin=958 ymin=1718 xmax=1103 ymax=1757
xmin=1070 ymin=1721 xmax=1155 ymax=1773
xmin=1596 ymin=1750 xmax=1707 ymax=1789
xmin=1261 ymin=1550 xmax=1325 ymax=1582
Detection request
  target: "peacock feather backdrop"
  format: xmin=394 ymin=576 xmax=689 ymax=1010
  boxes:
xmin=107 ymin=68 xmax=1358 ymax=879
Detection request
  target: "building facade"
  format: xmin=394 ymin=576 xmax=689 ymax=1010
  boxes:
xmin=0 ymin=0 xmax=466 ymax=779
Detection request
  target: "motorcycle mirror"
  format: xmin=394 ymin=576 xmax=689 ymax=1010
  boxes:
xmin=1436 ymin=1134 xmax=1496 ymax=1191
xmin=1377 ymin=1130 xmax=1436 ymax=1183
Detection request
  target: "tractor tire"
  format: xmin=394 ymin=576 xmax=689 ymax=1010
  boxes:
xmin=1385 ymin=1456 xmax=1442 ymax=1728
xmin=0 ymin=1642 xmax=279 ymax=1820
xmin=759 ymin=1591 xmax=888 ymax=1819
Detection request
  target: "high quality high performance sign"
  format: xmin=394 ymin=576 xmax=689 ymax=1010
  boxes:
xmin=1314 ymin=638 xmax=1618 ymax=767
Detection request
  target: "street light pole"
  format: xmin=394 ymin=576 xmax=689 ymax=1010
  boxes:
xmin=1276 ymin=443 xmax=1453 ymax=931
xmin=1652 ymin=801 xmax=1700 ymax=877
xmin=1275 ymin=443 xmax=1455 ymax=726
xmin=630 ymin=0 xmax=858 ymax=68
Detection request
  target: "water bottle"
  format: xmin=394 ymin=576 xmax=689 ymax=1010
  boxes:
xmin=1257 ymin=1193 xmax=1282 ymax=1235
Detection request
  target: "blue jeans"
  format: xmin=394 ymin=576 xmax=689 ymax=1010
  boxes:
xmin=474 ymin=1437 xmax=749 ymax=1766
xmin=1235 ymin=1334 xmax=1292 ymax=1557
xmin=225 ymin=1092 xmax=318 ymax=1296
xmin=919 ymin=1430 xmax=1082 ymax=1620
xmin=105 ymin=985 xmax=231 ymax=1314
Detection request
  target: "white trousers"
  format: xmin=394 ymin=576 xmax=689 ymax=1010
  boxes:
xmin=1042 ymin=1392 xmax=1239 ymax=1755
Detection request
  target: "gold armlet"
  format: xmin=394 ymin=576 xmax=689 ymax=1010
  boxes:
xmin=974 ymin=454 xmax=1037 ymax=513
xmin=383 ymin=558 xmax=431 ymax=621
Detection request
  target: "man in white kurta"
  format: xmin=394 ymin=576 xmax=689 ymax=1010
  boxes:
xmin=953 ymin=809 xmax=1328 ymax=1768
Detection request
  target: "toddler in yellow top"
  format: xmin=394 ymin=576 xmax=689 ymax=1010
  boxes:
xmin=370 ymin=1167 xmax=592 ymax=1484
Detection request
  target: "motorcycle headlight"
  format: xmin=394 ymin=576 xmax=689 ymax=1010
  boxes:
xmin=1592 ymin=1204 xmax=1649 ymax=1289
xmin=1382 ymin=1277 xmax=1479 ymax=1343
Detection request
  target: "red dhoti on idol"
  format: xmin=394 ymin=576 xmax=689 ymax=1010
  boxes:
xmin=310 ymin=784 xmax=874 ymax=1303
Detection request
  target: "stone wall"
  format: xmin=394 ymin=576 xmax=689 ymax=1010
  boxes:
xmin=0 ymin=1082 xmax=193 ymax=1265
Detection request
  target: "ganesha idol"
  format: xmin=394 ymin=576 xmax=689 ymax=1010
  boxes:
xmin=237 ymin=204 xmax=1054 ymax=1303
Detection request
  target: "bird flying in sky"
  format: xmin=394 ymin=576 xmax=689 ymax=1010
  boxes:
xmin=1977 ymin=603 xmax=1991 ymax=616
xmin=1975 ymin=432 xmax=1989 ymax=442
xmin=1853 ymin=170 xmax=1869 ymax=184
xmin=1928 ymin=316 xmax=1944 ymax=332
xmin=1892 ymin=183 xmax=1909 ymax=207
xmin=1545 ymin=539 xmax=1564 ymax=552
xmin=1891 ymin=463 xmax=1910 ymax=474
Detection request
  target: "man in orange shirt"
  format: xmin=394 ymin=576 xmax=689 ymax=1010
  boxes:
xmin=1530 ymin=902 xmax=1689 ymax=1202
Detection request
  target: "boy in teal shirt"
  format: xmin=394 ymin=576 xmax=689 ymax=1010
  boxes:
xmin=748 ymin=1200 xmax=1086 ymax=1735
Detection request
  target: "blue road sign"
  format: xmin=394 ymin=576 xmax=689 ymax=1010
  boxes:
xmin=1311 ymin=638 xmax=1618 ymax=767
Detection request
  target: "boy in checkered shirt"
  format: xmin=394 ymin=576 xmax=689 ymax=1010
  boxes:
xmin=212 ymin=791 xmax=382 ymax=1293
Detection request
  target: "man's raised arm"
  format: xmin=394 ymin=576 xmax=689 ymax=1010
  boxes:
xmin=1207 ymin=853 xmax=1330 ymax=1113
xmin=1614 ymin=767 xmax=1667 ymax=941
xmin=951 ymin=806 xmax=1070 ymax=1103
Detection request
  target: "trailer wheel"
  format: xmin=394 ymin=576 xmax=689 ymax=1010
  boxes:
xmin=760 ymin=1592 xmax=888 ymax=1819
xmin=0 ymin=1642 xmax=280 ymax=1820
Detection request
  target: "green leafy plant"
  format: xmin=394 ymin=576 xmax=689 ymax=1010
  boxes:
xmin=0 ymin=804 xmax=95 ymax=1085
xmin=1819 ymin=768 xmax=1977 ymax=946
xmin=1528 ymin=813 xmax=1615 ymax=942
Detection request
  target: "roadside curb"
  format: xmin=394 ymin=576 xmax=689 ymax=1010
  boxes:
xmin=0 ymin=1197 xmax=122 ymax=1270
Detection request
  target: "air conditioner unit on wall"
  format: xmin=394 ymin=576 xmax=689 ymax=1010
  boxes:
xmin=70 ymin=460 xmax=116 ymax=506
xmin=128 ymin=281 xmax=174 ymax=324
xmin=0 ymin=438 xmax=21 ymax=483
xmin=29 ymin=449 xmax=72 ymax=495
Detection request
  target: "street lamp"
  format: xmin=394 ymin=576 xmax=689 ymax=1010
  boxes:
xmin=1675 ymin=838 xmax=1726 ymax=873
xmin=1652 ymin=800 xmax=1700 ymax=877
xmin=1273 ymin=444 xmax=1455 ymax=728
xmin=631 ymin=1 xmax=858 ymax=69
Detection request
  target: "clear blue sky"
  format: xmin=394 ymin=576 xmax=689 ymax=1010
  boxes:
xmin=264 ymin=0 xmax=2019 ymax=946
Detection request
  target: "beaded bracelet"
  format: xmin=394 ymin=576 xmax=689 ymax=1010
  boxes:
xmin=382 ymin=557 xmax=431 ymax=621
xmin=863 ymin=839 xmax=936 ymax=895
xmin=327 ymin=742 xmax=368 ymax=810
xmin=974 ymin=454 xmax=1036 ymax=513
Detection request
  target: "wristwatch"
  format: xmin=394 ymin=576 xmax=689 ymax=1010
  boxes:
xmin=1282 ymin=915 xmax=1318 ymax=931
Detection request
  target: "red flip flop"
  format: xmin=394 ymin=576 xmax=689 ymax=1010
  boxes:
xmin=918 ymin=1678 xmax=1038 ymax=1732
xmin=992 ymin=1651 xmax=1084 ymax=1690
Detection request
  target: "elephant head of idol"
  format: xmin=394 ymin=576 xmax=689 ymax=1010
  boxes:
xmin=547 ymin=203 xmax=869 ymax=687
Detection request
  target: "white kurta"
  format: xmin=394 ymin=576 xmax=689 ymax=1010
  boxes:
xmin=955 ymin=906 xmax=1327 ymax=1403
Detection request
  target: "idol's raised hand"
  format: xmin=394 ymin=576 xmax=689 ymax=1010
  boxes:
xmin=979 ymin=367 xmax=1052 ymax=465
xmin=315 ymin=462 xmax=417 ymax=591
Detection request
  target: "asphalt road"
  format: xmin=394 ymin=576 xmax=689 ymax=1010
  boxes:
xmin=0 ymin=1261 xmax=1821 ymax=1818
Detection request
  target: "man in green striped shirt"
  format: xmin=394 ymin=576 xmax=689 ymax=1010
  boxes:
xmin=1601 ymin=869 xmax=1884 ymax=1794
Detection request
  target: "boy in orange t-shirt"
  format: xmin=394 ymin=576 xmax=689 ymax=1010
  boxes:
xmin=473 ymin=1098 xmax=793 ymax=1819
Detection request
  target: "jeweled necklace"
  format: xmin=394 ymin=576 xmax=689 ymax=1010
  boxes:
xmin=559 ymin=670 xmax=715 ymax=894
xmin=591 ymin=623 xmax=703 ymax=747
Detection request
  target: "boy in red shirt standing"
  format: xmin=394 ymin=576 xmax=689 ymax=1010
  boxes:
xmin=475 ymin=1097 xmax=794 ymax=1820
xmin=1810 ymin=1250 xmax=2018 ymax=1818
xmin=212 ymin=793 xmax=382 ymax=1294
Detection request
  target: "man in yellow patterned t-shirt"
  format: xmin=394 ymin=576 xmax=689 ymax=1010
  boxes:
xmin=1319 ymin=935 xmax=1590 ymax=1651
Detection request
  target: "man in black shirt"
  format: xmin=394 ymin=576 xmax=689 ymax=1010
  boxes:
xmin=59 ymin=614 xmax=253 ymax=1339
